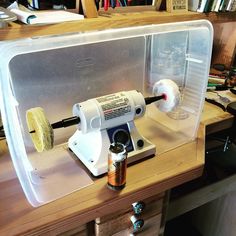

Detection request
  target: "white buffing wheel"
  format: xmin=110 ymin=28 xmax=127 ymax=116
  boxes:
xmin=26 ymin=107 xmax=54 ymax=152
xmin=152 ymin=79 xmax=180 ymax=112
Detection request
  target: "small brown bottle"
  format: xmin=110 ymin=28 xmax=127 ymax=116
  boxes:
xmin=107 ymin=142 xmax=127 ymax=191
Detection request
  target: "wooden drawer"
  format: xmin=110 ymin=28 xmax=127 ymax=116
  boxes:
xmin=95 ymin=193 xmax=164 ymax=236
xmin=40 ymin=223 xmax=88 ymax=236
xmin=113 ymin=214 xmax=162 ymax=236
xmin=58 ymin=224 xmax=87 ymax=236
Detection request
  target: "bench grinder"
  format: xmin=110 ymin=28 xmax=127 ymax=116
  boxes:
xmin=26 ymin=79 xmax=180 ymax=176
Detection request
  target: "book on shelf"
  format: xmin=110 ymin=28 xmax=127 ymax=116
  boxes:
xmin=229 ymin=0 xmax=236 ymax=10
xmin=226 ymin=0 xmax=234 ymax=10
xmin=210 ymin=0 xmax=218 ymax=11
xmin=196 ymin=0 xmax=208 ymax=12
xmin=188 ymin=0 xmax=236 ymax=11
xmin=213 ymin=0 xmax=223 ymax=11
xmin=219 ymin=0 xmax=230 ymax=11
xmin=188 ymin=0 xmax=201 ymax=11
xmin=203 ymin=0 xmax=215 ymax=12
xmin=188 ymin=0 xmax=210 ymax=12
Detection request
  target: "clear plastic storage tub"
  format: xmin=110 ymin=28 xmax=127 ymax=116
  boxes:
xmin=0 ymin=20 xmax=213 ymax=207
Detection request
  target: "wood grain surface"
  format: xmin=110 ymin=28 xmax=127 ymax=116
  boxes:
xmin=0 ymin=9 xmax=235 ymax=236
xmin=0 ymin=91 xmax=233 ymax=236
xmin=0 ymin=122 xmax=204 ymax=235
xmin=0 ymin=11 xmax=235 ymax=41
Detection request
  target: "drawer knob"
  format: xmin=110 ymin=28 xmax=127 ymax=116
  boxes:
xmin=132 ymin=201 xmax=145 ymax=215
xmin=130 ymin=215 xmax=144 ymax=232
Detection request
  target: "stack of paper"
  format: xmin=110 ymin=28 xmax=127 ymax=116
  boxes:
xmin=10 ymin=8 xmax=84 ymax=25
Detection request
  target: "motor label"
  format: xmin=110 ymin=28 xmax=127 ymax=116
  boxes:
xmin=96 ymin=93 xmax=131 ymax=120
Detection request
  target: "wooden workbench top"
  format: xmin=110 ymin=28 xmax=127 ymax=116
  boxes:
xmin=0 ymin=8 xmax=235 ymax=235
xmin=2 ymin=93 xmax=236 ymax=235
xmin=1 ymin=97 xmax=236 ymax=235
xmin=0 ymin=123 xmax=204 ymax=235
xmin=202 ymin=97 xmax=235 ymax=134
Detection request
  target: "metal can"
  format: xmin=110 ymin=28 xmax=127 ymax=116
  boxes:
xmin=107 ymin=142 xmax=127 ymax=191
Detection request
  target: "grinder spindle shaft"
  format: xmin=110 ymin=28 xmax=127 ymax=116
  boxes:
xmin=29 ymin=95 xmax=165 ymax=134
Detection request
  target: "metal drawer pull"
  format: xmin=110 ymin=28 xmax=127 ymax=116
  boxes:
xmin=132 ymin=201 xmax=145 ymax=215
xmin=130 ymin=215 xmax=144 ymax=232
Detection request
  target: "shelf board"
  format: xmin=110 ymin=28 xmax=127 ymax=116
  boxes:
xmin=1 ymin=10 xmax=235 ymax=41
